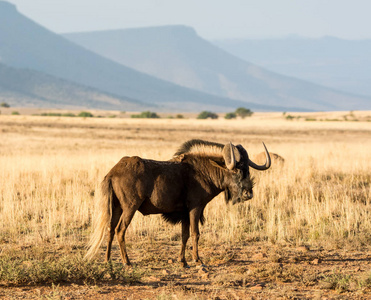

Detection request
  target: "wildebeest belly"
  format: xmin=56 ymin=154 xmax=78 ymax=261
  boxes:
xmin=138 ymin=174 xmax=186 ymax=215
xmin=138 ymin=199 xmax=184 ymax=215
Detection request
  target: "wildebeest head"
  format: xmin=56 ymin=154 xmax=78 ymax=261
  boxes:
xmin=222 ymin=142 xmax=270 ymax=204
xmin=174 ymin=139 xmax=271 ymax=204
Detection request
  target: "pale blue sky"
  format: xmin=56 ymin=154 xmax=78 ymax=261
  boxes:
xmin=6 ymin=0 xmax=371 ymax=39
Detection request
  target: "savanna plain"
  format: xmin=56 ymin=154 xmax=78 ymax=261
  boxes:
xmin=0 ymin=110 xmax=370 ymax=299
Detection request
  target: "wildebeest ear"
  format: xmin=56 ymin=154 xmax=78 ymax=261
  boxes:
xmin=223 ymin=143 xmax=241 ymax=169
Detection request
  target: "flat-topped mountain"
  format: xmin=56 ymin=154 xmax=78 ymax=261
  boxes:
xmin=0 ymin=1 xmax=260 ymax=112
xmin=64 ymin=26 xmax=371 ymax=111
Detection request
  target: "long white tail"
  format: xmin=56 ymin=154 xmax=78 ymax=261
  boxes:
xmin=84 ymin=177 xmax=112 ymax=260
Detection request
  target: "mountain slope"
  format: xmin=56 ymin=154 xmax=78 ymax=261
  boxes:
xmin=214 ymin=37 xmax=371 ymax=98
xmin=0 ymin=63 xmax=151 ymax=110
xmin=0 ymin=1 xmax=259 ymax=112
xmin=64 ymin=26 xmax=371 ymax=111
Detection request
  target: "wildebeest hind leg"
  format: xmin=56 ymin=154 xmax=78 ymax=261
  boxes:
xmin=105 ymin=206 xmax=122 ymax=262
xmin=179 ymin=221 xmax=190 ymax=268
xmin=115 ymin=208 xmax=136 ymax=266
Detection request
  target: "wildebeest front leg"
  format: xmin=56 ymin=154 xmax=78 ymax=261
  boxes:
xmin=115 ymin=209 xmax=136 ymax=266
xmin=179 ymin=220 xmax=190 ymax=268
xmin=189 ymin=208 xmax=204 ymax=266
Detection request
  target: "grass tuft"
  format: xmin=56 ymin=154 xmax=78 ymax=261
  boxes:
xmin=0 ymin=246 xmax=142 ymax=286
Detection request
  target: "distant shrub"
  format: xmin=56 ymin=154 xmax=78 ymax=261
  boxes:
xmin=224 ymin=112 xmax=237 ymax=119
xmin=197 ymin=111 xmax=218 ymax=119
xmin=285 ymin=114 xmax=295 ymax=120
xmin=325 ymin=118 xmax=341 ymax=122
xmin=41 ymin=113 xmax=58 ymax=117
xmin=62 ymin=113 xmax=76 ymax=117
xmin=78 ymin=111 xmax=94 ymax=118
xmin=175 ymin=114 xmax=184 ymax=119
xmin=131 ymin=111 xmax=160 ymax=119
xmin=0 ymin=102 xmax=10 ymax=108
xmin=305 ymin=118 xmax=316 ymax=121
xmin=11 ymin=111 xmax=20 ymax=115
xmin=40 ymin=112 xmax=76 ymax=117
xmin=235 ymin=107 xmax=253 ymax=118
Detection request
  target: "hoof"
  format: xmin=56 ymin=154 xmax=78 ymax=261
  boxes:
xmin=196 ymin=263 xmax=207 ymax=269
xmin=179 ymin=261 xmax=190 ymax=268
xmin=194 ymin=260 xmax=205 ymax=267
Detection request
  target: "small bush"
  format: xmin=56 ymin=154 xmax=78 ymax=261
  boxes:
xmin=78 ymin=111 xmax=94 ymax=118
xmin=197 ymin=111 xmax=218 ymax=119
xmin=131 ymin=111 xmax=160 ymax=119
xmin=325 ymin=118 xmax=340 ymax=122
xmin=62 ymin=113 xmax=76 ymax=117
xmin=40 ymin=113 xmax=76 ymax=117
xmin=11 ymin=111 xmax=20 ymax=115
xmin=175 ymin=114 xmax=184 ymax=119
xmin=0 ymin=102 xmax=10 ymax=108
xmin=235 ymin=107 xmax=253 ymax=118
xmin=225 ymin=112 xmax=237 ymax=119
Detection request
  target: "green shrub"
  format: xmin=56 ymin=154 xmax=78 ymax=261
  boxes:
xmin=0 ymin=102 xmax=10 ymax=108
xmin=62 ymin=113 xmax=76 ymax=117
xmin=11 ymin=111 xmax=20 ymax=115
xmin=131 ymin=111 xmax=160 ymax=118
xmin=78 ymin=111 xmax=94 ymax=118
xmin=235 ymin=107 xmax=253 ymax=118
xmin=224 ymin=112 xmax=237 ymax=119
xmin=197 ymin=111 xmax=218 ymax=119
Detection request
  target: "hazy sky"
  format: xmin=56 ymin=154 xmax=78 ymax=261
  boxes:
xmin=6 ymin=0 xmax=371 ymax=40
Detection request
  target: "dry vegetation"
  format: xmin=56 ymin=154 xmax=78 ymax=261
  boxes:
xmin=0 ymin=110 xmax=370 ymax=299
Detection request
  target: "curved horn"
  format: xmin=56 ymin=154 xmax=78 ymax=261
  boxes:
xmin=225 ymin=142 xmax=236 ymax=170
xmin=249 ymin=142 xmax=271 ymax=171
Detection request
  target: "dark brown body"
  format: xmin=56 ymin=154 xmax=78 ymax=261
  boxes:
xmin=85 ymin=140 xmax=270 ymax=267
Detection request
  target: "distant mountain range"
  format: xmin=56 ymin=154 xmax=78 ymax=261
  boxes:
xmin=0 ymin=63 xmax=151 ymax=110
xmin=64 ymin=27 xmax=371 ymax=111
xmin=214 ymin=37 xmax=371 ymax=98
xmin=1 ymin=0 xmax=370 ymax=111
xmin=0 ymin=1 xmax=258 ymax=112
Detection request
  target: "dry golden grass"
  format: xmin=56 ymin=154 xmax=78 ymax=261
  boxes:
xmin=1 ymin=112 xmax=370 ymax=252
xmin=1 ymin=112 xmax=371 ymax=299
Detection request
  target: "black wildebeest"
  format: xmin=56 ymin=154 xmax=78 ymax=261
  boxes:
xmin=253 ymin=151 xmax=285 ymax=166
xmin=85 ymin=139 xmax=271 ymax=267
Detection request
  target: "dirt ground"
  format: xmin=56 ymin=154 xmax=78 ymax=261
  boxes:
xmin=2 ymin=241 xmax=370 ymax=299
